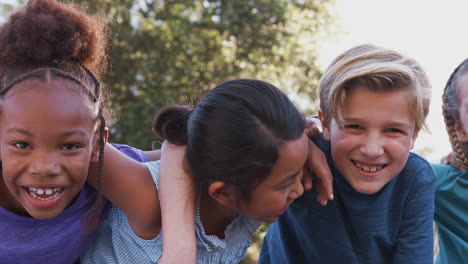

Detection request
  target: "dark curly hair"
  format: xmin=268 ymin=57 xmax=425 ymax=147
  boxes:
xmin=154 ymin=79 xmax=305 ymax=204
xmin=0 ymin=0 xmax=109 ymax=224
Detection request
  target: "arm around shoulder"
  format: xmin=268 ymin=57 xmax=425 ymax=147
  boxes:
xmin=158 ymin=142 xmax=197 ymax=263
xmin=88 ymin=143 xmax=162 ymax=239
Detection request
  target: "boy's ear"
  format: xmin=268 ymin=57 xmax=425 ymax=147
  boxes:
xmin=409 ymin=129 xmax=420 ymax=150
xmin=91 ymin=127 xmax=109 ymax=162
xmin=318 ymin=110 xmax=331 ymax=141
xmin=208 ymin=181 xmax=236 ymax=208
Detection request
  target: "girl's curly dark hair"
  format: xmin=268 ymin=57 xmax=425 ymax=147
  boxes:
xmin=0 ymin=0 xmax=107 ymax=78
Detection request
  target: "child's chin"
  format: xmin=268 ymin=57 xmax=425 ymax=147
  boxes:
xmin=260 ymin=216 xmax=280 ymax=224
xmin=351 ymin=183 xmax=383 ymax=195
xmin=26 ymin=209 xmax=63 ymax=220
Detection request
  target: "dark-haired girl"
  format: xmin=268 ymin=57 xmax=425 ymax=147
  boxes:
xmin=81 ymin=79 xmax=333 ymax=263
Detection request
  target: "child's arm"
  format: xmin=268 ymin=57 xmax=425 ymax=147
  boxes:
xmin=303 ymin=139 xmax=334 ymax=206
xmin=88 ymin=143 xmax=161 ymax=239
xmin=143 ymin=149 xmax=162 ymax=161
xmin=157 ymin=142 xmax=197 ymax=263
xmin=440 ymin=151 xmax=464 ymax=171
xmin=393 ymin=165 xmax=436 ymax=263
xmin=303 ymin=117 xmax=334 ymax=205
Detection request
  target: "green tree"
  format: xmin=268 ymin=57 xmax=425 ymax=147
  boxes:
xmin=72 ymin=0 xmax=334 ymax=149
xmin=0 ymin=1 xmax=335 ymax=262
xmin=1 ymin=0 xmax=334 ymax=148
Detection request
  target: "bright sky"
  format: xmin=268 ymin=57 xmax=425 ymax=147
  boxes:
xmin=317 ymin=0 xmax=468 ymax=162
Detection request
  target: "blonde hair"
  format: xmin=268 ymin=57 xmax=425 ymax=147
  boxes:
xmin=319 ymin=44 xmax=431 ymax=133
xmin=442 ymin=58 xmax=468 ymax=169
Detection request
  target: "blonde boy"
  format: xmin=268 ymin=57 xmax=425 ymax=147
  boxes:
xmin=260 ymin=44 xmax=436 ymax=264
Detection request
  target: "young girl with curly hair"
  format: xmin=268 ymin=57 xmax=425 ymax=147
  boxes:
xmin=0 ymin=1 xmax=183 ymax=262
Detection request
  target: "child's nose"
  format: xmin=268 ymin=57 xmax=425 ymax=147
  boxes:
xmin=360 ymin=135 xmax=384 ymax=158
xmin=289 ymin=175 xmax=304 ymax=201
xmin=29 ymin=152 xmax=61 ymax=176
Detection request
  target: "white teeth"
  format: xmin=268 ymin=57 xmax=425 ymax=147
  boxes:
xmin=355 ymin=162 xmax=383 ymax=172
xmin=27 ymin=187 xmax=63 ymax=200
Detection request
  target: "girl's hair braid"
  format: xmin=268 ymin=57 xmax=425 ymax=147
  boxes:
xmin=442 ymin=59 xmax=468 ymax=169
xmin=82 ymin=64 xmax=107 ymax=226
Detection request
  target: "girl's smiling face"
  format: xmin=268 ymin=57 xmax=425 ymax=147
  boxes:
xmin=0 ymin=78 xmax=99 ymax=219
xmin=238 ymin=133 xmax=308 ymax=223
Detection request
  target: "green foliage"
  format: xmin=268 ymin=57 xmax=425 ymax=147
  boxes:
xmin=1 ymin=0 xmax=334 ymax=149
xmin=0 ymin=1 xmax=335 ymax=262
xmin=0 ymin=0 xmax=333 ymax=148
xmin=63 ymin=0 xmax=334 ymax=149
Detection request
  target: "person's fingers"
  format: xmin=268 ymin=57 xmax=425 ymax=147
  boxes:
xmin=305 ymin=118 xmax=321 ymax=140
xmin=307 ymin=140 xmax=334 ymax=206
xmin=301 ymin=165 xmax=313 ymax=192
xmin=441 ymin=157 xmax=448 ymax=165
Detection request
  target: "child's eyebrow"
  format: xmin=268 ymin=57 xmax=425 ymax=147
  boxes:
xmin=343 ymin=118 xmax=412 ymax=128
xmin=61 ymin=130 xmax=88 ymax=137
xmin=5 ymin=128 xmax=33 ymax=136
xmin=276 ymin=170 xmax=301 ymax=186
xmin=6 ymin=128 xmax=88 ymax=138
xmin=385 ymin=122 xmax=412 ymax=128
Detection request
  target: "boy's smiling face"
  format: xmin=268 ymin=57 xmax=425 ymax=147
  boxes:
xmin=321 ymin=86 xmax=417 ymax=194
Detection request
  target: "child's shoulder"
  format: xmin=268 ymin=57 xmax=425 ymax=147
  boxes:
xmin=112 ymin=143 xmax=148 ymax=162
xmin=431 ymin=162 xmax=461 ymax=175
xmin=431 ymin=162 xmax=468 ymax=184
xmin=401 ymin=152 xmax=436 ymax=186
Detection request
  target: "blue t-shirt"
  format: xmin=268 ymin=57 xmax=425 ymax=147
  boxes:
xmin=259 ymin=136 xmax=436 ymax=264
xmin=433 ymin=163 xmax=468 ymax=264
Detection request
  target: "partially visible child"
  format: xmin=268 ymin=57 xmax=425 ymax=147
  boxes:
xmin=433 ymin=58 xmax=468 ymax=264
xmin=81 ymin=79 xmax=333 ymax=263
xmin=259 ymin=44 xmax=436 ymax=263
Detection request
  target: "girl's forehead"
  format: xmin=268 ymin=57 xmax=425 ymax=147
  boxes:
xmin=1 ymin=79 xmax=97 ymax=126
xmin=4 ymin=78 xmax=96 ymax=112
xmin=5 ymin=77 xmax=86 ymax=97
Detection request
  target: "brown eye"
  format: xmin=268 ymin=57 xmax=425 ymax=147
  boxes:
xmin=385 ymin=128 xmax=403 ymax=133
xmin=61 ymin=144 xmax=78 ymax=150
xmin=344 ymin=124 xmax=361 ymax=129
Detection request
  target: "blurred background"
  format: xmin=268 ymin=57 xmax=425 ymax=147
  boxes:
xmin=2 ymin=0 xmax=467 ymax=262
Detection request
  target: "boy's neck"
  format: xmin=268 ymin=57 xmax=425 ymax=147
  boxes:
xmin=199 ymin=191 xmax=238 ymax=238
